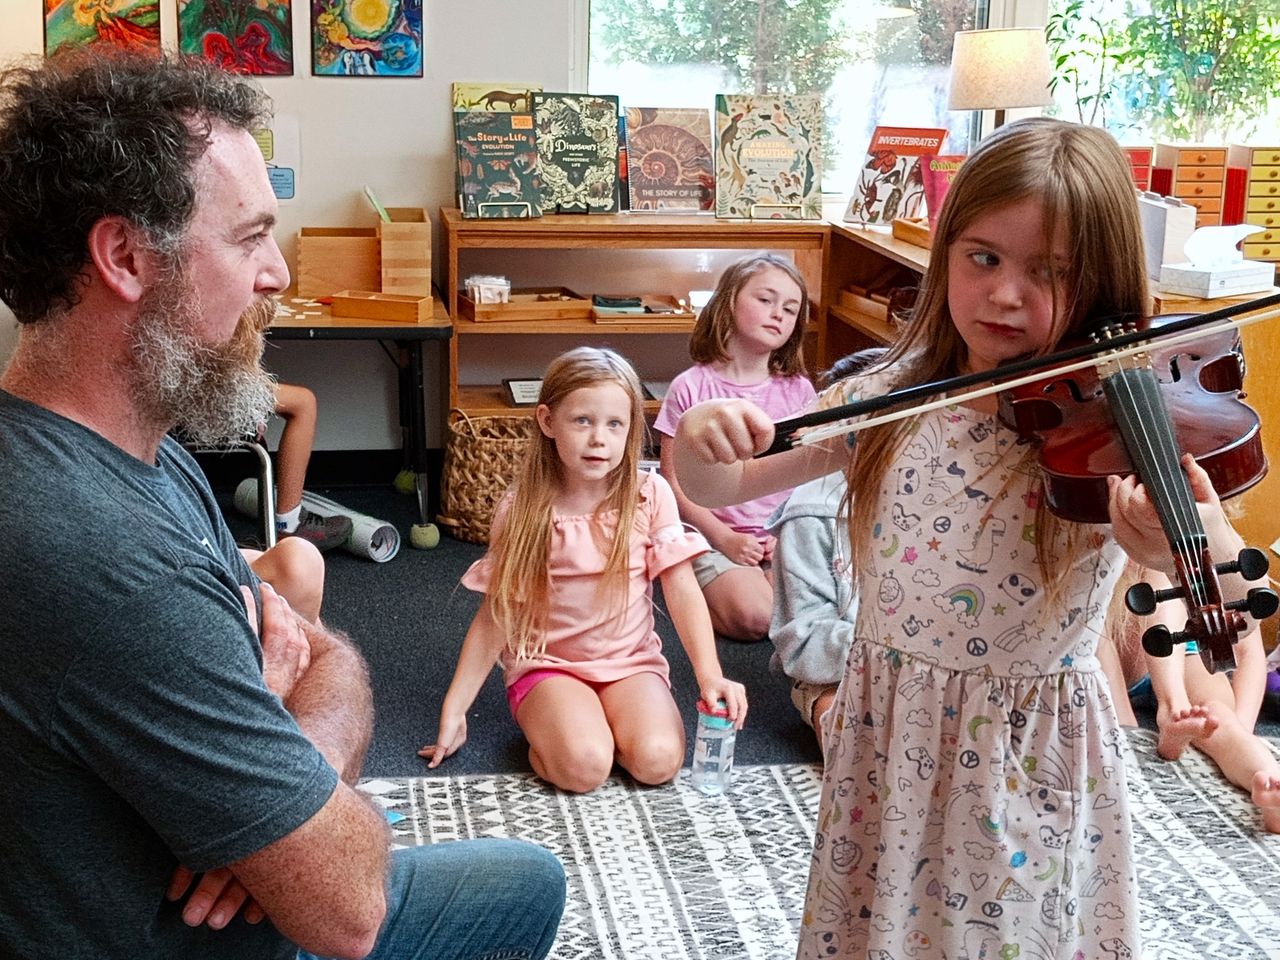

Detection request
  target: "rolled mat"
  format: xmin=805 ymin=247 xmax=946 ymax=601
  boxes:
xmin=234 ymin=479 xmax=401 ymax=563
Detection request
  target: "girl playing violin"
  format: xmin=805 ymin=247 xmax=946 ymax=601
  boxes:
xmin=674 ymin=118 xmax=1251 ymax=959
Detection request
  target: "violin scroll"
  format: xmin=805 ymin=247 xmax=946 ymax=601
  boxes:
xmin=1125 ymin=548 xmax=1279 ymax=673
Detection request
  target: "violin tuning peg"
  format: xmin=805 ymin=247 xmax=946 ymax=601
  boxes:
xmin=1238 ymin=547 xmax=1269 ymax=582
xmin=1242 ymin=586 xmax=1279 ymax=620
xmin=1142 ymin=624 xmax=1175 ymax=658
xmin=1125 ymin=582 xmax=1157 ymax=616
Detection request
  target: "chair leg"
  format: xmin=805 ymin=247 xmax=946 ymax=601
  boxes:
xmin=240 ymin=440 xmax=277 ymax=548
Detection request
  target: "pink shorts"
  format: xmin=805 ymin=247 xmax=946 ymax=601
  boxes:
xmin=505 ymin=668 xmax=668 ymax=718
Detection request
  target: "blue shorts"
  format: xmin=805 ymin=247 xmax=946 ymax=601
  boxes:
xmin=1128 ymin=640 xmax=1200 ymax=702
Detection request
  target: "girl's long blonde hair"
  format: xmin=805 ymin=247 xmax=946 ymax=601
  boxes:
xmin=688 ymin=252 xmax=810 ymax=376
xmin=486 ymin=347 xmax=646 ymax=660
xmin=841 ymin=118 xmax=1149 ymax=595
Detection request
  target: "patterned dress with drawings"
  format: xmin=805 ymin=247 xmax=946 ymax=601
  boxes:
xmin=796 ymin=385 xmax=1139 ymax=960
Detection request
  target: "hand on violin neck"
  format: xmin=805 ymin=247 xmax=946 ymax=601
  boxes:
xmin=1108 ymin=455 xmax=1246 ymax=590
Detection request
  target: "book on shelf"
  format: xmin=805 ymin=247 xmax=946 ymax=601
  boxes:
xmin=451 ymin=83 xmax=540 ymax=113
xmin=844 ymin=126 xmax=947 ymax=225
xmin=532 ymin=92 xmax=621 ymax=214
xmin=454 ymin=111 xmax=542 ymax=219
xmin=920 ymin=154 xmax=964 ymax=230
xmin=624 ymin=107 xmax=714 ymax=212
xmin=714 ymin=93 xmax=823 ymax=220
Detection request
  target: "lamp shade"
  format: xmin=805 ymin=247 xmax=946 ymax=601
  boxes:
xmin=948 ymin=28 xmax=1053 ymax=112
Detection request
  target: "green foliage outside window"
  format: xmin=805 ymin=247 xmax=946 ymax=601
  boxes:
xmin=1047 ymin=0 xmax=1280 ymax=141
xmin=590 ymin=0 xmax=853 ymax=96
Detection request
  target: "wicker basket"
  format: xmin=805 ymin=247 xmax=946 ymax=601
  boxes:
xmin=436 ymin=410 xmax=535 ymax=544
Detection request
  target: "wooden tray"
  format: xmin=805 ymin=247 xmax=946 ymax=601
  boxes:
xmin=891 ymin=216 xmax=932 ymax=250
xmin=458 ymin=286 xmax=591 ymax=322
xmin=331 ymin=289 xmax=432 ymax=324
xmin=592 ymin=294 xmax=696 ymax=324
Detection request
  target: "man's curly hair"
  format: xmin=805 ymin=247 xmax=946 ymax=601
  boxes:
xmin=0 ymin=51 xmax=271 ymax=323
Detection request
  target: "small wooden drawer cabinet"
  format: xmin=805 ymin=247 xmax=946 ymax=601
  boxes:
xmin=1228 ymin=145 xmax=1280 ymax=264
xmin=1155 ymin=144 xmax=1226 ymax=227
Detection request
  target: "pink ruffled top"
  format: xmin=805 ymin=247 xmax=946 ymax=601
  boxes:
xmin=462 ymin=471 xmax=708 ymax=687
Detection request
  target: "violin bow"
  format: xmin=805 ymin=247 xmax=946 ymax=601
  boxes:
xmin=761 ymin=291 xmax=1280 ymax=457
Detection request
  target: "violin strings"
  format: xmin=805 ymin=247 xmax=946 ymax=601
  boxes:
xmin=1107 ymin=357 xmax=1206 ymax=612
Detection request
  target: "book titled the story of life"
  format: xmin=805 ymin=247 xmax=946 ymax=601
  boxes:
xmin=624 ymin=107 xmax=714 ymax=212
xmin=454 ymin=111 xmax=542 ymax=219
xmin=451 ymin=83 xmax=541 ymax=113
xmin=714 ymin=94 xmax=823 ymax=220
xmin=843 ymin=126 xmax=948 ymax=225
xmin=532 ymin=92 xmax=621 ymax=214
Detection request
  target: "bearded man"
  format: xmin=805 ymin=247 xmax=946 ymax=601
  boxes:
xmin=0 ymin=52 xmax=564 ymax=960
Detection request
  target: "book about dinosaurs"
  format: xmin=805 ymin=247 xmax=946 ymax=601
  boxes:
xmin=714 ymin=94 xmax=823 ymax=220
xmin=843 ymin=126 xmax=948 ymax=225
xmin=532 ymin=92 xmax=621 ymax=214
xmin=454 ymin=111 xmax=542 ymax=219
xmin=624 ymin=107 xmax=714 ymax=212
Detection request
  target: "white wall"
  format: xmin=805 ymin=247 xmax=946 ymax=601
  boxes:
xmin=0 ymin=0 xmax=584 ymax=450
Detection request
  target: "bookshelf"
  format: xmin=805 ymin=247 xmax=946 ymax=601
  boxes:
xmin=440 ymin=207 xmax=829 ymax=417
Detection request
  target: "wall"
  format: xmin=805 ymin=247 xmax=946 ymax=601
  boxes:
xmin=0 ymin=0 xmax=590 ymax=450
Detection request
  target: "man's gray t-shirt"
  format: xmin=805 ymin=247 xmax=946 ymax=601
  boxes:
xmin=0 ymin=389 xmax=339 ymax=958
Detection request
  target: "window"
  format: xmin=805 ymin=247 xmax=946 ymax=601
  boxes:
xmin=1045 ymin=0 xmax=1280 ymax=144
xmin=587 ymin=1 xmax=988 ymax=199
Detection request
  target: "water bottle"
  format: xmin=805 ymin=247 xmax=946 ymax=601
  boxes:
xmin=690 ymin=698 xmax=736 ymax=795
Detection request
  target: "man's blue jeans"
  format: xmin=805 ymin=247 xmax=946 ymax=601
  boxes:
xmin=300 ymin=838 xmax=565 ymax=960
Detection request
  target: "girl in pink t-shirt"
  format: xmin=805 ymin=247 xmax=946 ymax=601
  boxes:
xmin=654 ymin=253 xmax=816 ymax=642
xmin=421 ymin=347 xmax=747 ymax=793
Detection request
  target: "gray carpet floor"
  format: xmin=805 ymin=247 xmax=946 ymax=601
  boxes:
xmin=215 ymin=478 xmax=1280 ymax=779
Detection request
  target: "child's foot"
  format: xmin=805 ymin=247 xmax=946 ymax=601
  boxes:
xmin=1251 ymin=772 xmax=1280 ymax=834
xmin=1157 ymin=706 xmax=1219 ymax=761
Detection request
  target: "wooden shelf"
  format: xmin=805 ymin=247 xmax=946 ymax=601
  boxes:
xmin=455 ymin=383 xmax=663 ymax=418
xmin=442 ymin=206 xmax=831 ymax=416
xmin=828 ymin=304 xmax=896 ymax=344
xmin=452 ymin=315 xmax=696 ymax=335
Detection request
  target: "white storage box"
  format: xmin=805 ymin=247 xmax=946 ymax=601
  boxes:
xmin=1158 ymin=259 xmax=1275 ymax=299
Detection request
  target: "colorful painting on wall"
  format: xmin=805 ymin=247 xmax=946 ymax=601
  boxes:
xmin=44 ymin=0 xmax=162 ymax=58
xmin=311 ymin=0 xmax=422 ymax=77
xmin=178 ymin=0 xmax=294 ymax=76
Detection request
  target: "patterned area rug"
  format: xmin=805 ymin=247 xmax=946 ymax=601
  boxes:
xmin=358 ymin=729 xmax=1280 ymax=959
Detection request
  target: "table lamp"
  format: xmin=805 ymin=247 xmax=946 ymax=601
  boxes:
xmin=948 ymin=28 xmax=1053 ymax=130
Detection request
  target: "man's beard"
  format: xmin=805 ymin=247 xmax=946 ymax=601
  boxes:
xmin=128 ymin=275 xmax=278 ymax=446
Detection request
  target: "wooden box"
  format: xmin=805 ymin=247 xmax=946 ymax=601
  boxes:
xmin=891 ymin=216 xmax=931 ymax=249
xmin=378 ymin=207 xmax=431 ymax=297
xmin=296 ymin=227 xmax=380 ymax=298
xmin=457 ymin=287 xmax=591 ymax=322
xmin=330 ymin=289 xmax=432 ymax=324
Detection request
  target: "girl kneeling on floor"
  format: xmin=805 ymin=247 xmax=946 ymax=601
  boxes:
xmin=422 ymin=346 xmax=747 ymax=793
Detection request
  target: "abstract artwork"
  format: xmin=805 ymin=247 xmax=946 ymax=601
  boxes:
xmin=44 ymin=0 xmax=162 ymax=58
xmin=311 ymin=0 xmax=422 ymax=77
xmin=178 ymin=0 xmax=294 ymax=76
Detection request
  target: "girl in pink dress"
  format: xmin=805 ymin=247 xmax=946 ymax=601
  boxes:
xmin=422 ymin=347 xmax=747 ymax=793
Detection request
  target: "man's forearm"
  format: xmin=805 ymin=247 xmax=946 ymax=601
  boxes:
xmin=287 ymin=619 xmax=374 ymax=783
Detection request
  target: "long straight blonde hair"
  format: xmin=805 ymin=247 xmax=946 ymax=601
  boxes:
xmin=841 ymin=118 xmax=1149 ymax=594
xmin=486 ymin=347 xmax=646 ymax=660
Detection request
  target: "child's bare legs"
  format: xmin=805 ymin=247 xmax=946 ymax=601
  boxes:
xmin=1180 ymin=659 xmax=1280 ymax=833
xmin=240 ymin=538 xmax=325 ymax=623
xmin=272 ymin=383 xmax=318 ymax=517
xmin=516 ymin=672 xmax=684 ymax=793
xmin=703 ymin=566 xmax=772 ymax=642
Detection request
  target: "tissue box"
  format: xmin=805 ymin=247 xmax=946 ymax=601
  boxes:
xmin=1158 ymin=259 xmax=1275 ymax=299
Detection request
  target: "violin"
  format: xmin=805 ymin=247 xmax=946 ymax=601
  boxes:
xmin=1002 ymin=314 xmax=1278 ymax=674
xmin=761 ymin=293 xmax=1280 ymax=673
